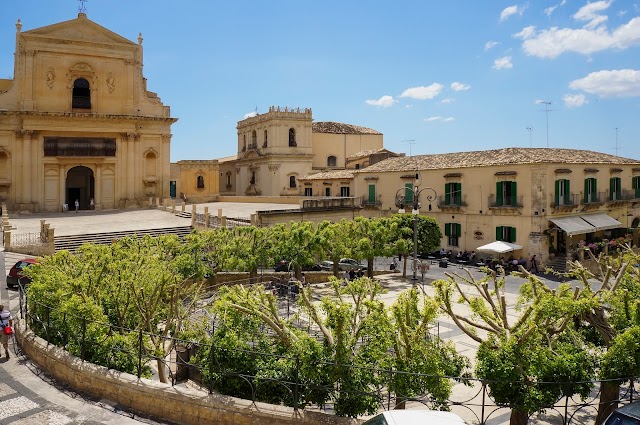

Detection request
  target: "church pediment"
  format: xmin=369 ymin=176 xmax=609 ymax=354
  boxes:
xmin=23 ymin=14 xmax=136 ymax=47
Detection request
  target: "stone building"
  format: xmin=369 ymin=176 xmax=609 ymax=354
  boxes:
xmin=230 ymin=106 xmax=384 ymax=197
xmin=0 ymin=13 xmax=176 ymax=212
xmin=352 ymin=148 xmax=640 ymax=262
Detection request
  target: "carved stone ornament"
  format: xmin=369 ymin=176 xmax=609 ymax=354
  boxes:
xmin=268 ymin=164 xmax=281 ymax=172
xmin=46 ymin=67 xmax=56 ymax=89
xmin=106 ymin=72 xmax=115 ymax=93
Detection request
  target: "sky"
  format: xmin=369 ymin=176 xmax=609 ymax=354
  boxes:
xmin=1 ymin=1 xmax=639 ymax=161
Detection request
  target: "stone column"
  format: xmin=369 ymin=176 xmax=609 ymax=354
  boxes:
xmin=58 ymin=164 xmax=66 ymax=210
xmin=126 ymin=133 xmax=138 ymax=204
xmin=204 ymin=207 xmax=210 ymax=227
xmin=21 ymin=130 xmax=33 ymax=205
xmin=95 ymin=164 xmax=102 ymax=210
xmin=191 ymin=204 xmax=196 ymax=227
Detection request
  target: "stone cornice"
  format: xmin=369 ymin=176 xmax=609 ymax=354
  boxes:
xmin=21 ymin=34 xmax=138 ymax=53
xmin=0 ymin=110 xmax=177 ymax=123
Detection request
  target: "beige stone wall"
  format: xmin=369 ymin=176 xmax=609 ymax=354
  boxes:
xmin=16 ymin=323 xmax=358 ymax=425
xmin=175 ymin=160 xmax=219 ymax=203
xmin=311 ymin=133 xmax=383 ymax=170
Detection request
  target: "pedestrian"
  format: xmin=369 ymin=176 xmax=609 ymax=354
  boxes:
xmin=530 ymin=255 xmax=539 ymax=274
xmin=89 ymin=198 xmax=94 ymax=210
xmin=342 ymin=269 xmax=349 ymax=281
xmin=0 ymin=304 xmax=13 ymax=359
xmin=75 ymin=199 xmax=79 ymax=212
xmin=392 ymin=257 xmax=399 ymax=271
xmin=300 ymin=273 xmax=306 ymax=286
xmin=349 ymin=269 xmax=355 ymax=281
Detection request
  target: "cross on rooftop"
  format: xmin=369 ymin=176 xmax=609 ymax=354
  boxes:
xmin=78 ymin=0 xmax=88 ymax=14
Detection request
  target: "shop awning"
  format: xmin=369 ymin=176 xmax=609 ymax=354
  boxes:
xmin=580 ymin=213 xmax=622 ymax=232
xmin=549 ymin=216 xmax=596 ymax=236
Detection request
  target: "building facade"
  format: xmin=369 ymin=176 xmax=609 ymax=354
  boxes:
xmin=353 ymin=148 xmax=640 ymax=262
xmin=0 ymin=13 xmax=176 ymax=212
xmin=230 ymin=106 xmax=384 ymax=197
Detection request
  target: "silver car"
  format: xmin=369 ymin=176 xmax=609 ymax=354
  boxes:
xmin=363 ymin=410 xmax=467 ymax=425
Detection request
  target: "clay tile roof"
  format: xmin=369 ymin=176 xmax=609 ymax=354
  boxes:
xmin=347 ymin=148 xmax=386 ymax=160
xmin=299 ymin=170 xmax=355 ymax=181
xmin=312 ymin=122 xmax=381 ymax=135
xmin=359 ymin=148 xmax=640 ymax=173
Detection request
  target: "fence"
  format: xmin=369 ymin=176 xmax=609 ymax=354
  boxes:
xmin=17 ymin=287 xmax=640 ymax=425
xmin=11 ymin=231 xmax=48 ymax=247
xmin=193 ymin=212 xmax=251 ymax=229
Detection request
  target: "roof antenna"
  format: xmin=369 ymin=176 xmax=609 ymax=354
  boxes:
xmin=537 ymin=101 xmax=554 ymax=148
xmin=78 ymin=0 xmax=88 ymax=14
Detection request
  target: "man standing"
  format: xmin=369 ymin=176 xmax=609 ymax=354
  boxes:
xmin=75 ymin=199 xmax=80 ymax=212
xmin=0 ymin=304 xmax=13 ymax=359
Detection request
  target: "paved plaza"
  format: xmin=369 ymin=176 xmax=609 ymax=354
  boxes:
xmin=0 ymin=206 xmax=591 ymax=424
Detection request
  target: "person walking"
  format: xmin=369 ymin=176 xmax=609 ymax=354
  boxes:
xmin=74 ymin=199 xmax=80 ymax=212
xmin=530 ymin=255 xmax=539 ymax=274
xmin=0 ymin=304 xmax=13 ymax=359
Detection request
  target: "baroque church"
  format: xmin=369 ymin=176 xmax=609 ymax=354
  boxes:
xmin=0 ymin=12 xmax=175 ymax=212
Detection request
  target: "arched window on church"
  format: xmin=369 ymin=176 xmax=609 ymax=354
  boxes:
xmin=72 ymin=78 xmax=91 ymax=109
xmin=263 ymin=129 xmax=268 ymax=147
xmin=242 ymin=135 xmax=246 ymax=151
xmin=289 ymin=128 xmax=296 ymax=147
xmin=197 ymin=175 xmax=205 ymax=189
xmin=327 ymin=156 xmax=337 ymax=167
xmin=289 ymin=176 xmax=297 ymax=188
xmin=251 ymin=130 xmax=257 ymax=149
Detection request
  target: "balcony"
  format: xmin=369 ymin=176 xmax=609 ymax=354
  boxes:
xmin=437 ymin=195 xmax=467 ymax=210
xmin=361 ymin=194 xmax=382 ymax=208
xmin=488 ymin=194 xmax=523 ymax=209
xmin=606 ymin=189 xmax=637 ymax=204
xmin=550 ymin=193 xmax=580 ymax=210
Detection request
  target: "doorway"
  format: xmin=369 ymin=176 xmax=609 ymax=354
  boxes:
xmin=66 ymin=166 xmax=94 ymax=210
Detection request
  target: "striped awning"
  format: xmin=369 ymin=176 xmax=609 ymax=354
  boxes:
xmin=549 ymin=216 xmax=596 ymax=236
xmin=580 ymin=213 xmax=622 ymax=232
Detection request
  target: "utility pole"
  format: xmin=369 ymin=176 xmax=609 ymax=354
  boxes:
xmin=537 ymin=101 xmax=553 ymax=148
xmin=526 ymin=126 xmax=533 ymax=148
xmin=614 ymin=127 xmax=619 ymax=156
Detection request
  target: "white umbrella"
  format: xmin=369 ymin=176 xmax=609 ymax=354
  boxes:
xmin=477 ymin=241 xmax=523 ymax=253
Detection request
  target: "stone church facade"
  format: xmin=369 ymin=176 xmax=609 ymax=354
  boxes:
xmin=0 ymin=13 xmax=176 ymax=212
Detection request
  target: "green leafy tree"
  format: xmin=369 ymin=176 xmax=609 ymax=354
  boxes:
xmin=391 ymin=214 xmax=442 ymax=277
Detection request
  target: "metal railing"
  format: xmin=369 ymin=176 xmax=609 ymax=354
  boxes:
xmin=551 ymin=193 xmax=580 ymax=208
xmin=487 ymin=194 xmax=524 ymax=208
xmin=11 ymin=232 xmax=47 ymax=247
xmin=437 ymin=195 xmax=468 ymax=208
xmin=361 ymin=194 xmax=382 ymax=207
xmin=581 ymin=191 xmax=605 ymax=205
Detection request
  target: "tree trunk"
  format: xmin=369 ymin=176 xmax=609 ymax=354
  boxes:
xmin=402 ymin=255 xmax=407 ymax=277
xmin=367 ymin=257 xmax=374 ymax=278
xmin=249 ymin=268 xmax=258 ymax=284
xmin=595 ymin=381 xmax=620 ymax=425
xmin=157 ymin=358 xmax=168 ymax=384
xmin=510 ymin=409 xmax=528 ymax=425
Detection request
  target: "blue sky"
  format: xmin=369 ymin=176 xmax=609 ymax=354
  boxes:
xmin=1 ymin=1 xmax=639 ymax=161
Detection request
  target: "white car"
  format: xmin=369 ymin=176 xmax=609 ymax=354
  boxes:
xmin=363 ymin=410 xmax=467 ymax=425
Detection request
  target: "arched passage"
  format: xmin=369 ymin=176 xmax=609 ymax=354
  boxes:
xmin=66 ymin=166 xmax=94 ymax=210
xmin=632 ymin=217 xmax=640 ymax=247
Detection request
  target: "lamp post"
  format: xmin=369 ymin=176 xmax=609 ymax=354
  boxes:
xmin=395 ymin=185 xmax=437 ymax=281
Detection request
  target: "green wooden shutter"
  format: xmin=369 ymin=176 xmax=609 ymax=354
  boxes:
xmin=510 ymin=227 xmax=516 ymax=243
xmin=511 ymin=181 xmax=517 ymax=206
xmin=496 ymin=226 xmax=502 ymax=241
xmin=456 ymin=183 xmax=462 ymax=205
xmin=593 ymin=179 xmax=597 ymax=202
xmin=405 ymin=183 xmax=413 ymax=203
xmin=445 ymin=183 xmax=451 ymax=205
xmin=564 ymin=180 xmax=570 ymax=205
xmin=455 ymin=223 xmax=461 ymax=238
xmin=584 ymin=179 xmax=589 ymax=203
xmin=445 ymin=223 xmax=451 ymax=236
xmin=616 ymin=177 xmax=622 ymax=199
xmin=496 ymin=182 xmax=503 ymax=206
xmin=368 ymin=184 xmax=376 ymax=203
xmin=610 ymin=178 xmax=615 ymax=201
xmin=555 ymin=180 xmax=560 ymax=206
xmin=634 ymin=176 xmax=640 ymax=198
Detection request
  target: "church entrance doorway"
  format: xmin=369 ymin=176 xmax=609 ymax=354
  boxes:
xmin=66 ymin=166 xmax=94 ymax=210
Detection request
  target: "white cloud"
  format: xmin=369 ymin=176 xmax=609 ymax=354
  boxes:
xmin=573 ymin=0 xmax=612 ymax=29
xmin=365 ymin=95 xmax=398 ymax=107
xmin=500 ymin=5 xmax=522 ymax=22
xmin=493 ymin=56 xmax=513 ymax=69
xmin=484 ymin=40 xmax=500 ymax=51
xmin=563 ymin=93 xmax=588 ymax=107
xmin=451 ymin=82 xmax=471 ymax=91
xmin=400 ymin=83 xmax=444 ymax=100
xmin=569 ymin=69 xmax=640 ymax=97
xmin=521 ymin=17 xmax=640 ymax=58
xmin=441 ymin=97 xmax=455 ymax=104
xmin=243 ymin=111 xmax=258 ymax=119
xmin=544 ymin=1 xmax=566 ymax=18
xmin=513 ymin=25 xmax=536 ymax=40
xmin=424 ymin=116 xmax=455 ymax=122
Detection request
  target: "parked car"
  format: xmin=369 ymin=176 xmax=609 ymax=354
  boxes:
xmin=605 ymin=400 xmax=640 ymax=424
xmin=274 ymin=260 xmax=320 ymax=272
xmin=6 ymin=258 xmax=38 ymax=288
xmin=338 ymin=258 xmax=365 ymax=271
xmin=363 ymin=410 xmax=467 ymax=425
xmin=319 ymin=260 xmax=334 ymax=271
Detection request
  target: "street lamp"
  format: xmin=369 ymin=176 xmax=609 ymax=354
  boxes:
xmin=395 ymin=185 xmax=437 ymax=281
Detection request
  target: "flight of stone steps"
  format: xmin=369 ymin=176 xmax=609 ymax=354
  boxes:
xmin=54 ymin=225 xmax=193 ymax=253
xmin=546 ymin=254 xmax=567 ymax=272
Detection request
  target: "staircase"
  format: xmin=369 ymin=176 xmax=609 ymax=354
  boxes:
xmin=546 ymin=254 xmax=567 ymax=273
xmin=54 ymin=226 xmax=193 ymax=253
